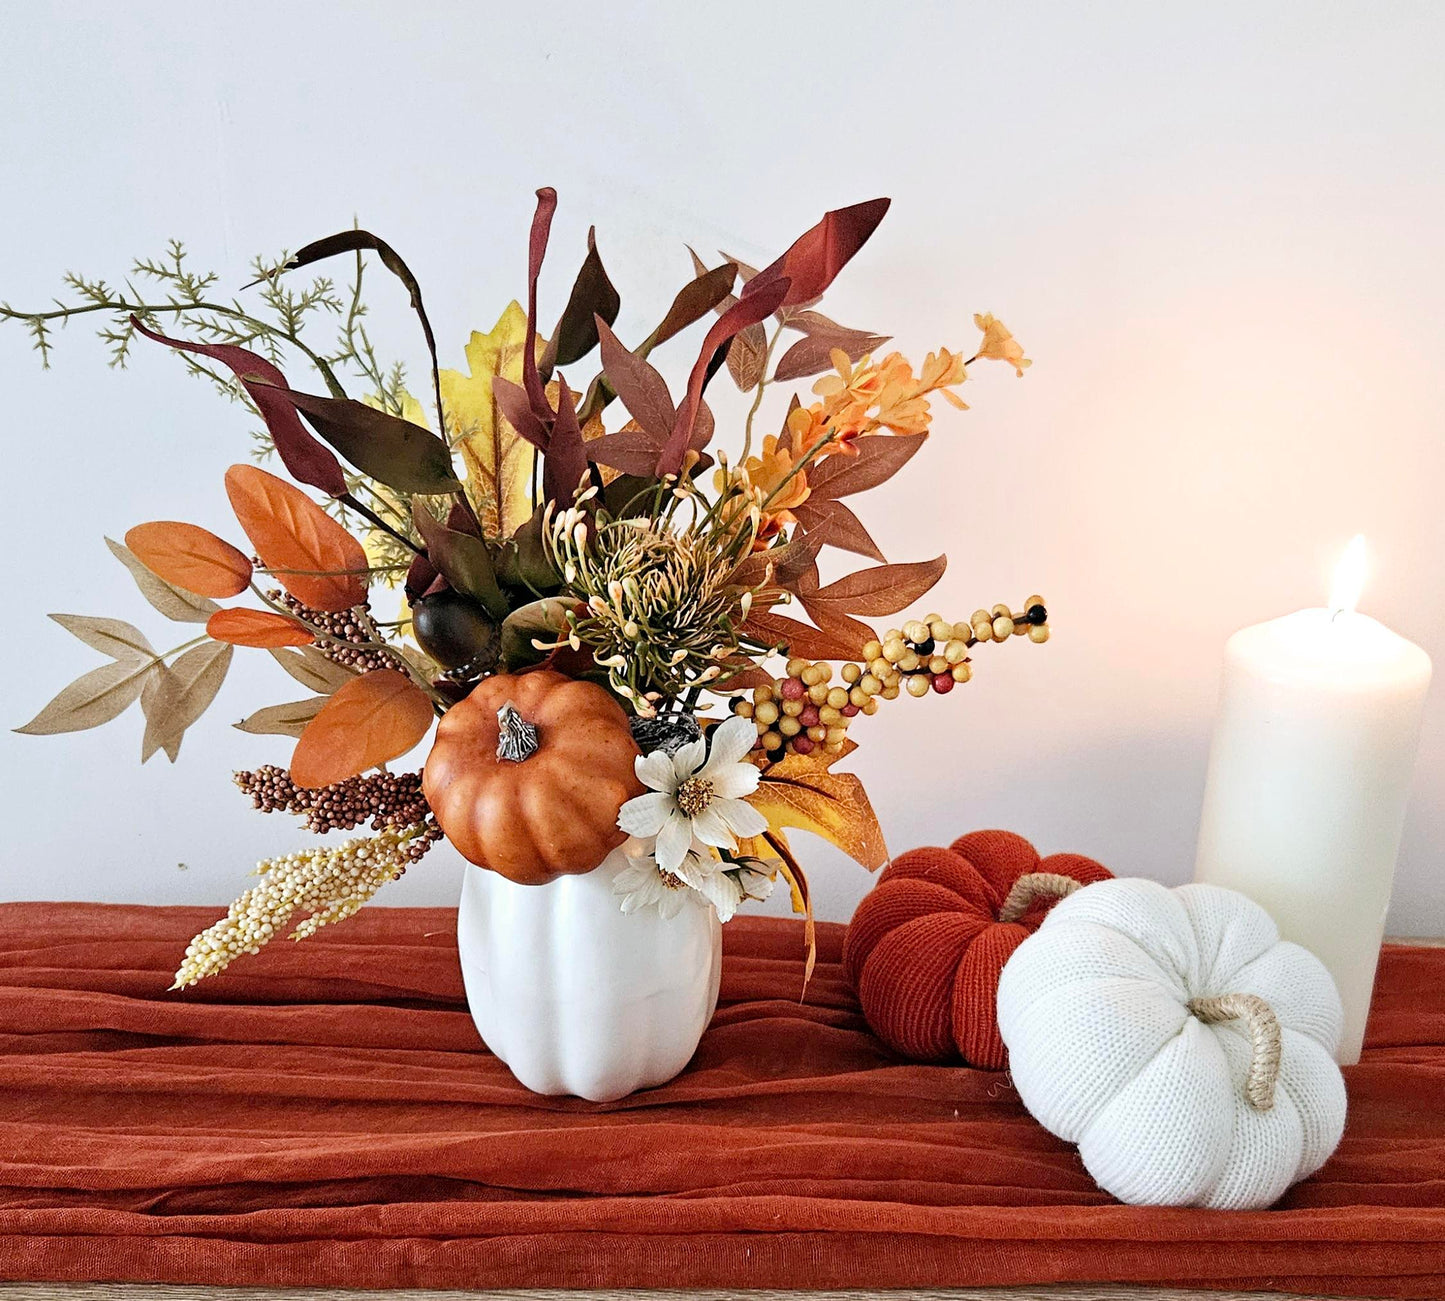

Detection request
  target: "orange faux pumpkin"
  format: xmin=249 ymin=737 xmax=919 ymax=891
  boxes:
xmin=422 ymin=670 xmax=644 ymax=885
xmin=842 ymin=829 xmax=1112 ymax=1068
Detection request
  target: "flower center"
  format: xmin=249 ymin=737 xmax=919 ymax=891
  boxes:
xmin=658 ymin=870 xmax=686 ymax=890
xmin=675 ymin=775 xmax=714 ymax=818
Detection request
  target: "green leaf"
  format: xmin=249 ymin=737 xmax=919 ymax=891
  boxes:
xmin=14 ymin=659 xmax=150 ymax=736
xmin=413 ymin=502 xmax=508 ymax=619
xmin=494 ymin=509 xmax=562 ymax=594
xmin=272 ymin=389 xmax=463 ymax=496
xmin=500 ymin=597 xmax=576 ymax=670
xmin=234 ymin=695 xmax=330 ymax=738
xmin=106 ymin=537 xmax=218 ymax=623
xmin=543 ymin=226 xmax=621 ymax=372
xmin=48 ymin=614 xmax=155 ymax=664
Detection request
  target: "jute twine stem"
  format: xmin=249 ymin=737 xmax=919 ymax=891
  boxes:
xmin=1187 ymin=992 xmax=1282 ymax=1112
xmin=997 ymin=872 xmax=1083 ymax=924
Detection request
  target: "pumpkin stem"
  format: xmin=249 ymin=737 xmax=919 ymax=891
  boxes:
xmin=997 ymin=871 xmax=1082 ymax=924
xmin=496 ymin=701 xmax=540 ymax=763
xmin=1187 ymin=992 xmax=1282 ymax=1112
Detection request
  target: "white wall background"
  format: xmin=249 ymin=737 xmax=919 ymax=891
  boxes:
xmin=3 ymin=1 xmax=1444 ymax=935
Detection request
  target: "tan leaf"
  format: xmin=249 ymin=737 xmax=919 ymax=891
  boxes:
xmin=14 ymin=659 xmax=151 ymax=736
xmin=268 ymin=645 xmax=356 ymax=695
xmin=106 ymin=537 xmax=218 ymax=623
xmin=234 ymin=696 xmax=329 ymax=739
xmin=48 ymin=614 xmax=155 ymax=664
xmin=140 ymin=642 xmax=233 ymax=763
xmin=289 ymin=669 xmax=435 ymax=787
xmin=745 ymin=753 xmax=887 ymax=871
xmin=140 ymin=663 xmax=180 ymax=763
xmin=725 ymin=322 xmax=768 ymax=391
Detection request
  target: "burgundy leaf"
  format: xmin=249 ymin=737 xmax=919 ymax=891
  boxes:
xmin=522 ymin=187 xmax=558 ymax=413
xmin=490 ymin=377 xmax=551 ymax=452
xmin=404 ymin=550 xmax=442 ymax=603
xmin=642 ymin=261 xmax=737 ymax=351
xmin=807 ymin=555 xmax=947 ymax=617
xmin=659 ymin=276 xmax=790 ymax=477
xmin=791 ymin=497 xmax=886 ymax=562
xmin=543 ymin=377 xmax=590 ymax=509
xmin=807 ymin=432 xmax=928 ymax=500
xmin=743 ymin=198 xmax=891 ymax=308
xmin=130 ymin=318 xmax=346 ymax=497
xmin=595 ymin=317 xmax=675 ymax=443
xmin=588 ymin=428 xmax=669 ymax=477
xmin=773 ymin=330 xmax=891 ymax=383
xmin=268 ymin=230 xmax=443 ymax=428
xmin=542 ymin=226 xmax=620 ymax=374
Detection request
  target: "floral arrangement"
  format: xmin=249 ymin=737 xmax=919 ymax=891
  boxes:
xmin=6 ymin=190 xmax=1045 ymax=987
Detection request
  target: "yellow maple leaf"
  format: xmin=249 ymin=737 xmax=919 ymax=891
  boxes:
xmin=744 ymin=746 xmax=888 ymax=871
xmin=438 ymin=302 xmax=540 ymax=539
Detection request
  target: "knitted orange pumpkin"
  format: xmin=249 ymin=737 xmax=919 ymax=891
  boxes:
xmin=842 ymin=829 xmax=1112 ymax=1068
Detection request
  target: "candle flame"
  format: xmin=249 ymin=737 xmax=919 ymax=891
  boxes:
xmin=1329 ymin=534 xmax=1368 ymax=614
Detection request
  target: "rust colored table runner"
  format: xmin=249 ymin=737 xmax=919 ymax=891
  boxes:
xmin=0 ymin=902 xmax=1442 ymax=1297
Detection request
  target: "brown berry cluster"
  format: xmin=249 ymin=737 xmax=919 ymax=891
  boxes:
xmin=235 ymin=765 xmax=431 ymax=843
xmin=269 ymin=591 xmax=393 ymax=673
xmin=733 ymin=597 xmax=1048 ymax=762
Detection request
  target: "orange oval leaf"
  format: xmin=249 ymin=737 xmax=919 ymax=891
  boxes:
xmin=289 ymin=668 xmax=434 ymax=788
xmin=223 ymin=464 xmax=368 ymax=612
xmin=124 ymin=522 xmax=252 ymax=598
xmin=206 ymin=608 xmax=314 ymax=648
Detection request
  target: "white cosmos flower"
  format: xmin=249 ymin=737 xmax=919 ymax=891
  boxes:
xmin=610 ymin=837 xmax=724 ymax=919
xmin=616 ymin=715 xmax=768 ymax=874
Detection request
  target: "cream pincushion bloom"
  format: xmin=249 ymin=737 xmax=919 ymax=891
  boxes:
xmin=617 ymin=715 xmax=768 ymax=873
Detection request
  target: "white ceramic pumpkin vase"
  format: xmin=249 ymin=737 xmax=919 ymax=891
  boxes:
xmin=998 ymin=878 xmax=1347 ymax=1210
xmin=456 ymin=845 xmax=723 ymax=1102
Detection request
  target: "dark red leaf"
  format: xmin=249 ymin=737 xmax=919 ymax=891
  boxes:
xmin=659 ymin=277 xmax=790 ymax=477
xmin=542 ymin=226 xmax=620 ymax=374
xmin=743 ymin=198 xmax=891 ymax=308
xmin=543 ymin=377 xmax=590 ymax=509
xmin=130 ymin=318 xmax=346 ymax=497
xmin=595 ymin=317 xmax=675 ymax=443
xmin=269 ymin=230 xmax=443 ymax=429
xmin=490 ymin=377 xmax=551 ymax=452
xmin=522 ymin=187 xmax=558 ymax=414
xmin=642 ymin=261 xmax=737 ymax=351
xmin=807 ymin=432 xmax=929 ymax=500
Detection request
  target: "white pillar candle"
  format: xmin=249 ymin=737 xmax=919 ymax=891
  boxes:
xmin=1193 ymin=537 xmax=1431 ymax=1064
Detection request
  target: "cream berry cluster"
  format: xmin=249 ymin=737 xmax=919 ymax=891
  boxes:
xmin=733 ymin=597 xmax=1048 ymax=763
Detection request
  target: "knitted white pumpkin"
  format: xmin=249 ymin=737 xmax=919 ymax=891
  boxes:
xmin=997 ymin=878 xmax=1346 ymax=1210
